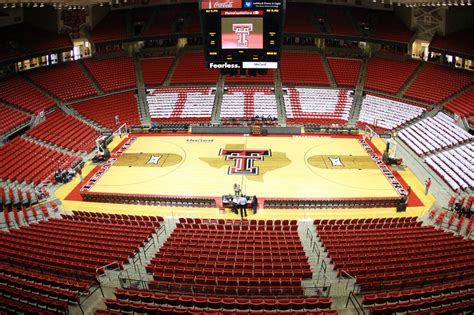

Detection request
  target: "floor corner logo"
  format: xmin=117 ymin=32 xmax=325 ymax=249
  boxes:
xmin=219 ymin=148 xmax=271 ymax=175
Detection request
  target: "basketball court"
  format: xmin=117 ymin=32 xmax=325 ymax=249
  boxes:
xmin=73 ymin=133 xmax=410 ymax=200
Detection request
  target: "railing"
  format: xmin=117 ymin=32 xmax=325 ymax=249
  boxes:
xmin=346 ymin=290 xmax=366 ymax=315
xmin=306 ymin=227 xmax=321 ymax=263
xmin=338 ymin=269 xmax=359 ymax=293
xmin=117 ymin=277 xmax=327 ymax=298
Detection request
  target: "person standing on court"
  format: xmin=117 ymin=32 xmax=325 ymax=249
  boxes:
xmin=234 ymin=183 xmax=241 ymax=196
xmin=238 ymin=194 xmax=248 ymax=219
xmin=424 ymin=178 xmax=431 ymax=195
xmin=252 ymin=195 xmax=258 ymax=214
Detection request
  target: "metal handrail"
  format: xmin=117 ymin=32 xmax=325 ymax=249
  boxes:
xmin=346 ymin=290 xmax=366 ymax=315
xmin=306 ymin=227 xmax=314 ymax=243
xmin=117 ymin=277 xmax=327 ymax=297
xmin=338 ymin=269 xmax=358 ymax=293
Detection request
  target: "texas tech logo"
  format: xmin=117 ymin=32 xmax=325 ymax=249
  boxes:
xmin=219 ymin=149 xmax=271 ymax=175
xmin=232 ymin=23 xmax=253 ymax=48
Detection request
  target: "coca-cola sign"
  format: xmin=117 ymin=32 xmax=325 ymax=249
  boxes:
xmin=201 ymin=0 xmax=242 ymax=9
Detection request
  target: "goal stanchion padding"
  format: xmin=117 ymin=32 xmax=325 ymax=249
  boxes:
xmin=363 ymin=124 xmax=379 ymax=140
xmin=113 ymin=123 xmax=128 ymax=137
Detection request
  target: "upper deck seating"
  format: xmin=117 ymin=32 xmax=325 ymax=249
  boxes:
xmin=327 ymin=58 xmax=361 ymax=87
xmin=444 ymin=87 xmax=474 ymax=117
xmin=26 ymin=62 xmax=96 ymax=101
xmin=430 ymin=27 xmax=474 ymax=56
xmin=364 ymin=58 xmax=420 ymax=94
xmin=324 ymin=6 xmax=359 ymax=37
xmin=83 ymin=57 xmax=136 ymax=92
xmin=280 ymin=52 xmax=329 ymax=85
xmin=141 ymin=6 xmax=180 ymax=37
xmin=371 ymin=11 xmax=413 ymax=43
xmin=284 ymin=3 xmax=320 ymax=34
xmin=404 ymin=63 xmax=474 ymax=104
xmin=90 ymin=11 xmax=131 ymax=43
xmin=140 ymin=57 xmax=174 ymax=86
xmin=0 ymin=77 xmax=56 ymax=113
xmin=170 ymin=51 xmax=218 ymax=85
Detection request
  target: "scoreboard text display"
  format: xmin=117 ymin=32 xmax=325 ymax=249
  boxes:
xmin=200 ymin=0 xmax=285 ymax=69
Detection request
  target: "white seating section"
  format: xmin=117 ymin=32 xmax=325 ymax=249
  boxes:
xmin=146 ymin=87 xmax=215 ymax=121
xmin=398 ymin=112 xmax=473 ymax=156
xmin=425 ymin=144 xmax=474 ymax=191
xmin=220 ymin=87 xmax=277 ymax=119
xmin=283 ymin=88 xmax=353 ymax=123
xmin=358 ymin=94 xmax=425 ymax=131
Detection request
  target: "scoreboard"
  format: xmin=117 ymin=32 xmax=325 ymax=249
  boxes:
xmin=200 ymin=0 xmax=285 ymax=69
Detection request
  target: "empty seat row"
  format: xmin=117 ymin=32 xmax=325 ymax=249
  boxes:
xmin=26 ymin=110 xmax=98 ymax=152
xmin=221 ymin=87 xmax=277 ymax=119
xmin=83 ymin=57 xmax=136 ymax=92
xmin=284 ymin=88 xmax=352 ymax=126
xmin=147 ymin=87 xmax=214 ymax=123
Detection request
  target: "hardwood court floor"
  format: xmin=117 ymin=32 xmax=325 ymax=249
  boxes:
xmin=84 ymin=134 xmax=399 ymax=200
xmin=56 ymin=134 xmax=435 ymax=219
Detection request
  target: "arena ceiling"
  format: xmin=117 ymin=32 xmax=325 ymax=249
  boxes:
xmin=0 ymin=0 xmax=472 ymax=8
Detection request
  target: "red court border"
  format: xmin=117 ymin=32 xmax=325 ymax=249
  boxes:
xmin=66 ymin=133 xmax=423 ymax=207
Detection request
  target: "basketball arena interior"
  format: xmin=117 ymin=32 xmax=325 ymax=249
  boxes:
xmin=0 ymin=0 xmax=473 ymax=314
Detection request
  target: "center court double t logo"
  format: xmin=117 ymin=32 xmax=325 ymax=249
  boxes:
xmin=219 ymin=149 xmax=271 ymax=175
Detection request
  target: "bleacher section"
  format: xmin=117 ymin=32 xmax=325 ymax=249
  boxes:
xmin=326 ymin=58 xmax=361 ymax=87
xmin=425 ymin=144 xmax=474 ymax=191
xmin=141 ymin=6 xmax=180 ymax=37
xmin=0 ymin=138 xmax=80 ymax=185
xmin=0 ymin=77 xmax=56 ymax=113
xmin=324 ymin=6 xmax=359 ymax=37
xmin=170 ymin=51 xmax=219 ymax=85
xmin=315 ymin=217 xmax=474 ymax=313
xmin=0 ymin=214 xmax=159 ymax=313
xmin=83 ymin=57 xmax=136 ymax=92
xmin=225 ymin=70 xmax=275 ymax=84
xmin=105 ymin=289 xmax=335 ymax=314
xmin=371 ymin=11 xmax=413 ymax=43
xmin=280 ymin=52 xmax=329 ymax=86
xmin=71 ymin=92 xmax=141 ymax=130
xmin=444 ymin=87 xmax=474 ymax=117
xmin=147 ymin=87 xmax=215 ymax=124
xmin=357 ymin=94 xmax=426 ymax=132
xmin=26 ymin=62 xmax=96 ymax=101
xmin=0 ymin=103 xmax=29 ymax=135
xmin=140 ymin=57 xmax=174 ymax=86
xmin=430 ymin=27 xmax=474 ymax=57
xmin=146 ymin=220 xmax=318 ymax=297
xmin=26 ymin=110 xmax=98 ymax=153
xmin=90 ymin=11 xmax=131 ymax=43
xmin=220 ymin=87 xmax=277 ymax=120
xmin=364 ymin=58 xmax=420 ymax=94
xmin=404 ymin=63 xmax=474 ymax=104
xmin=398 ymin=112 xmax=473 ymax=156
xmin=284 ymin=88 xmax=352 ymax=126
xmin=284 ymin=3 xmax=319 ymax=34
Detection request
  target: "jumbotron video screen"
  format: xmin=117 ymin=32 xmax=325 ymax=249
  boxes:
xmin=200 ymin=0 xmax=286 ymax=69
